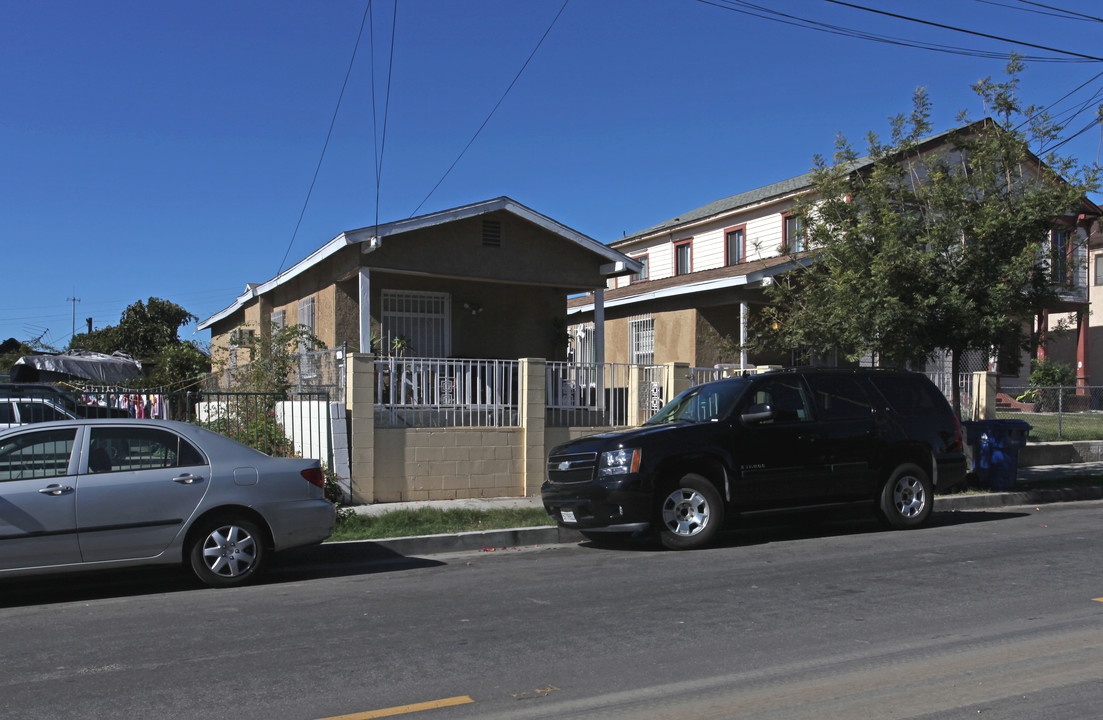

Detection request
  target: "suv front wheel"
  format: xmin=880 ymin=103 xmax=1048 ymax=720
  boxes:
xmin=878 ymin=463 xmax=932 ymax=529
xmin=658 ymin=473 xmax=724 ymax=550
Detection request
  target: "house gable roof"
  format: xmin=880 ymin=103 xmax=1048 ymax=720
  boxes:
xmin=199 ymin=197 xmax=640 ymax=331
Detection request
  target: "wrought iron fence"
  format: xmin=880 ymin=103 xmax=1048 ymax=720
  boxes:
xmin=546 ymin=362 xmax=667 ymax=428
xmin=28 ymin=386 xmax=334 ymax=466
xmin=998 ymin=385 xmax=1103 ymax=441
xmin=374 ymin=357 xmax=519 ymax=428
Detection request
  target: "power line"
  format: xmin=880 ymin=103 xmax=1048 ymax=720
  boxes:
xmin=973 ymin=0 xmax=1103 ymax=23
xmin=821 ymin=0 xmax=1103 ymax=62
xmin=275 ymin=1 xmax=374 ymax=280
xmin=409 ymin=0 xmax=572 ymax=217
xmin=696 ymin=0 xmax=1099 ymax=62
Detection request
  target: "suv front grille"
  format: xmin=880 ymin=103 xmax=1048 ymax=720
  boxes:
xmin=547 ymin=452 xmax=598 ymax=484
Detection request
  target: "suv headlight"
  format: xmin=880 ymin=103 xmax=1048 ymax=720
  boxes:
xmin=598 ymin=448 xmax=641 ymax=477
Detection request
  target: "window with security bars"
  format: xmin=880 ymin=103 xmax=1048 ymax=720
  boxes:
xmin=381 ymin=290 xmax=451 ymax=357
xmin=570 ymin=323 xmax=595 ymax=363
xmin=628 ymin=315 xmax=654 ymax=365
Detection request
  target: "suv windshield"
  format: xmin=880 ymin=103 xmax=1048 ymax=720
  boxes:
xmin=645 ymin=379 xmax=749 ymax=425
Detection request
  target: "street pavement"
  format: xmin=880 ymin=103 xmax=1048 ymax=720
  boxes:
xmin=335 ymin=461 xmax=1103 ymax=558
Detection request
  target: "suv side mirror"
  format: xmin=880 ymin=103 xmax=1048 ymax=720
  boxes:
xmin=741 ymin=403 xmax=775 ymax=424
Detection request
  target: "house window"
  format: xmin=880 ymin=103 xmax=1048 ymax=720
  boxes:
xmin=628 ymin=315 xmax=654 ymax=365
xmin=296 ymin=296 xmax=316 ymax=353
xmin=725 ymin=226 xmax=746 ymax=265
xmin=630 ymin=255 xmax=649 ymax=284
xmin=784 ymin=214 xmax=805 ymax=253
xmin=270 ymin=309 xmax=286 ymax=332
xmin=381 ymin=290 xmax=451 ymax=358
xmin=1095 ymin=254 xmax=1103 ymax=286
xmin=674 ymin=240 xmax=692 ymax=276
xmin=1051 ymin=230 xmax=1072 ymax=286
xmin=570 ymin=323 xmax=595 ymax=364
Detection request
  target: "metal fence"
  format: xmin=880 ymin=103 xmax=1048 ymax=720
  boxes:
xmin=997 ymin=385 xmax=1103 ymax=440
xmin=546 ymin=362 xmax=668 ymax=428
xmin=203 ymin=346 xmax=346 ymax=403
xmin=58 ymin=388 xmax=334 ymax=466
xmin=374 ymin=357 xmax=519 ymax=428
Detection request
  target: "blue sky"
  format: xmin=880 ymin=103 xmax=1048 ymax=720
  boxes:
xmin=2 ymin=0 xmax=1101 ymax=349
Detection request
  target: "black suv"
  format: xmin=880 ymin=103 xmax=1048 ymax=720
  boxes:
xmin=542 ymin=369 xmax=966 ymax=550
xmin=0 ymin=383 xmax=129 ymax=419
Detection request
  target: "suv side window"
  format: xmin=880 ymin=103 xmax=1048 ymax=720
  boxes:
xmin=0 ymin=402 xmax=14 ymax=425
xmin=806 ymin=374 xmax=872 ymax=421
xmin=748 ymin=377 xmax=812 ymax=424
xmin=868 ymin=375 xmax=947 ymax=417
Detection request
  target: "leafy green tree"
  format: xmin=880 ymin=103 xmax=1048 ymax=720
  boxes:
xmin=69 ymin=298 xmax=209 ymax=388
xmin=223 ymin=323 xmax=325 ymax=395
xmin=758 ymin=59 xmax=1100 ymax=415
xmin=70 ymin=298 xmax=197 ymax=360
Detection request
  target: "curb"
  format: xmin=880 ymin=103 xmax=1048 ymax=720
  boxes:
xmin=329 ymin=487 xmax=1103 ymax=559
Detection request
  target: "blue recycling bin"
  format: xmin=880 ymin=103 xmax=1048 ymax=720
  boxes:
xmin=961 ymin=419 xmax=1032 ymax=491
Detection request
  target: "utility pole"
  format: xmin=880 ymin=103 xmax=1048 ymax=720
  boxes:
xmin=66 ymin=292 xmax=80 ymax=338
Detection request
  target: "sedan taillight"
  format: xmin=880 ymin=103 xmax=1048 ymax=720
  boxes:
xmin=301 ymin=467 xmax=325 ymax=489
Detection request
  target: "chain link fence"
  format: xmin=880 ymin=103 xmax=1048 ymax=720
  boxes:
xmin=997 ymin=385 xmax=1103 ymax=441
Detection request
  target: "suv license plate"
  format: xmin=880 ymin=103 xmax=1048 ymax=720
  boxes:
xmin=560 ymin=510 xmax=576 ymax=523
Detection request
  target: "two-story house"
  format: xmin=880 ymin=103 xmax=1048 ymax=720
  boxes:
xmin=569 ymin=126 xmax=1100 ymax=388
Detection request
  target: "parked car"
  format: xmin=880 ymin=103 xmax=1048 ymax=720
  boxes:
xmin=0 ymin=383 xmax=129 ymax=419
xmin=542 ymin=368 xmax=967 ymax=550
xmin=0 ymin=418 xmax=335 ymax=587
xmin=0 ymin=397 xmax=78 ymax=429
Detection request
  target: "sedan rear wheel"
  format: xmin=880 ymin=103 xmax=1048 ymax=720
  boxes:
xmin=658 ymin=473 xmax=723 ymax=550
xmin=188 ymin=515 xmax=268 ymax=588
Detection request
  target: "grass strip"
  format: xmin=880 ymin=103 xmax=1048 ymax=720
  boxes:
xmin=327 ymin=506 xmax=553 ymax=542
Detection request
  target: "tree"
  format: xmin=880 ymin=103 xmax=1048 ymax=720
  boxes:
xmin=69 ymin=298 xmax=209 ymax=388
xmin=223 ymin=323 xmax=325 ymax=395
xmin=758 ymin=59 xmax=1100 ymax=415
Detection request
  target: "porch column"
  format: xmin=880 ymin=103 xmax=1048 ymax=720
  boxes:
xmin=1077 ymin=308 xmax=1089 ymax=389
xmin=739 ymin=301 xmax=749 ymax=370
xmin=358 ymin=268 xmax=371 ymax=353
xmin=519 ymin=358 xmax=547 ymax=497
xmin=346 ymin=352 xmax=376 ymax=503
xmin=594 ymin=289 xmax=605 ymax=365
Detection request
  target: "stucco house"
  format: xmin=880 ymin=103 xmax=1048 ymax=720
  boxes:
xmin=199 ymin=197 xmax=639 ymax=362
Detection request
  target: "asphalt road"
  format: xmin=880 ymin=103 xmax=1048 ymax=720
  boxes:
xmin=3 ymin=501 xmax=1103 ymax=720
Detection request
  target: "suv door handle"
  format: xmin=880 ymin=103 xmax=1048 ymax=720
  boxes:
xmin=38 ymin=484 xmax=74 ymax=495
xmin=173 ymin=474 xmax=204 ymax=485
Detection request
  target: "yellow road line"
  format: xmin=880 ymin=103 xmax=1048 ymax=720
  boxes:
xmin=316 ymin=696 xmax=474 ymax=720
xmin=1094 ymin=597 xmax=1103 ymax=603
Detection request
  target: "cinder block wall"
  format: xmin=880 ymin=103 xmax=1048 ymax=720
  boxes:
xmin=345 ymin=353 xmax=678 ymax=504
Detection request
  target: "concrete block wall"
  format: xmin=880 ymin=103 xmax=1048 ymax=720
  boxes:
xmin=344 ymin=354 xmax=687 ymax=504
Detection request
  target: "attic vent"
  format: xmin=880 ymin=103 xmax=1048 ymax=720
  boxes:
xmin=482 ymin=219 xmax=501 ymax=247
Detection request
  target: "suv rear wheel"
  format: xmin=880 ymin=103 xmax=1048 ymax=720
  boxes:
xmin=878 ymin=463 xmax=932 ymax=529
xmin=658 ymin=473 xmax=724 ymax=550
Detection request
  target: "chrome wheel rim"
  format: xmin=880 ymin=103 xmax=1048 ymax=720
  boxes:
xmin=661 ymin=488 xmax=711 ymax=537
xmin=892 ymin=475 xmax=926 ymax=518
xmin=201 ymin=524 xmax=258 ymax=578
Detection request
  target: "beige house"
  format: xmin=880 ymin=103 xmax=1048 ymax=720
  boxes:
xmin=200 ymin=197 xmax=639 ymax=361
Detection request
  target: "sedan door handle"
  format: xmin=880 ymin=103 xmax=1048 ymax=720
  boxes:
xmin=38 ymin=484 xmax=74 ymax=496
xmin=173 ymin=474 xmax=204 ymax=485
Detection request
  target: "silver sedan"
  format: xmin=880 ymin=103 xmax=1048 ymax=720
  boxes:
xmin=0 ymin=419 xmax=335 ymax=587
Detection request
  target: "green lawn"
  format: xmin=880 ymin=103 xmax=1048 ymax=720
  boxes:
xmin=327 ymin=506 xmax=553 ymax=542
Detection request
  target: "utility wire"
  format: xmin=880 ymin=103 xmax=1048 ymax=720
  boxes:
xmin=409 ymin=0 xmax=571 ymax=217
xmin=370 ymin=2 xmax=399 ymax=235
xmin=276 ymin=1 xmax=373 ymax=279
xmin=973 ymin=0 xmax=1103 ymax=23
xmin=822 ymin=0 xmax=1103 ymax=62
xmin=696 ymin=0 xmax=1090 ymax=62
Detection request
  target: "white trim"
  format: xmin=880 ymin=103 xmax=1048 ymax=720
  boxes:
xmin=567 ymin=257 xmax=810 ymax=315
xmin=199 ymin=197 xmax=638 ymax=331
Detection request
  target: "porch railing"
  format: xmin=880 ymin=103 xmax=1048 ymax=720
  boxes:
xmin=374 ymin=357 xmax=519 ymax=428
xmin=546 ymin=362 xmax=667 ymax=427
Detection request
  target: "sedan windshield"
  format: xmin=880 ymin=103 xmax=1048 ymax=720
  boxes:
xmin=645 ymin=379 xmax=749 ymax=425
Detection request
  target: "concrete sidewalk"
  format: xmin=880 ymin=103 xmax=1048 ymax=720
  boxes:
xmin=335 ymin=462 xmax=1103 ymax=558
